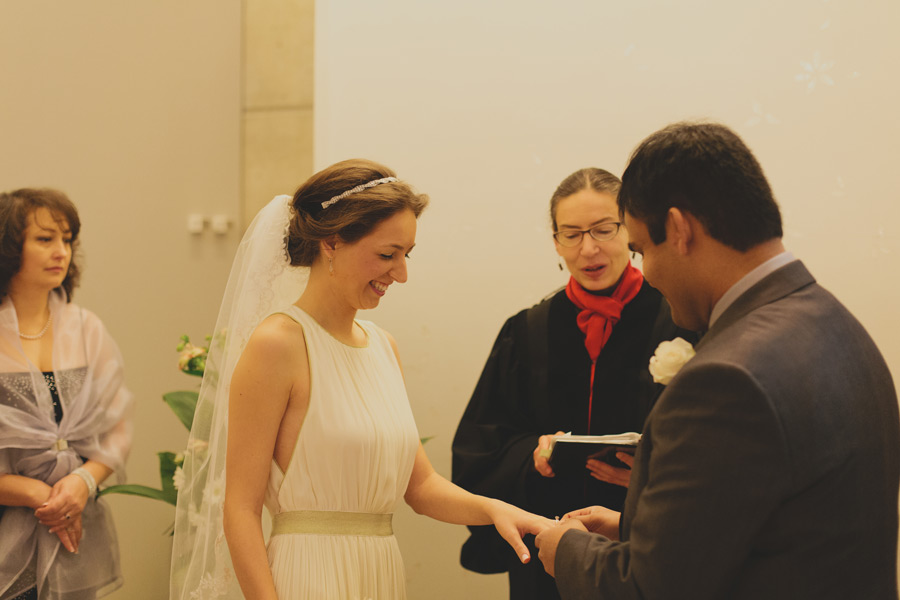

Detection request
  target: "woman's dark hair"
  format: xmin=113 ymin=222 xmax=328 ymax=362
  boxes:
xmin=549 ymin=168 xmax=622 ymax=231
xmin=618 ymin=121 xmax=782 ymax=251
xmin=0 ymin=188 xmax=81 ymax=301
xmin=287 ymin=159 xmax=429 ymax=266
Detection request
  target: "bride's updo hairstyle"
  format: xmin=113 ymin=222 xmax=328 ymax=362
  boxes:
xmin=287 ymin=158 xmax=429 ymax=267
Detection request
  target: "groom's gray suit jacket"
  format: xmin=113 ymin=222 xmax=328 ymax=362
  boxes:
xmin=555 ymin=260 xmax=900 ymax=599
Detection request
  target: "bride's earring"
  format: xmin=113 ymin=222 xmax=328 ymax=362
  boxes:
xmin=329 ymin=256 xmax=334 ymax=275
xmin=558 ymin=257 xmax=564 ymax=271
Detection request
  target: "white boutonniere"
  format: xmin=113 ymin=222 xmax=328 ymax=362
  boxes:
xmin=649 ymin=337 xmax=695 ymax=385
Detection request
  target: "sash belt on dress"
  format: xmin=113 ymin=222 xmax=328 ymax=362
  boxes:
xmin=271 ymin=510 xmax=393 ymax=537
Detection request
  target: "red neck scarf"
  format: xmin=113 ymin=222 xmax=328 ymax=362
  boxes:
xmin=565 ymin=262 xmax=644 ymax=431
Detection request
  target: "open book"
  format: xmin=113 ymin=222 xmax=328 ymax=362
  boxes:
xmin=547 ymin=432 xmax=641 ymax=476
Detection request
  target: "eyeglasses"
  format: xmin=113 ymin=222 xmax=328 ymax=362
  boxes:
xmin=553 ymin=222 xmax=622 ymax=247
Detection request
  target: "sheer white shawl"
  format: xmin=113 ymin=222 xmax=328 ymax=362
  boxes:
xmin=0 ymin=290 xmax=134 ymax=599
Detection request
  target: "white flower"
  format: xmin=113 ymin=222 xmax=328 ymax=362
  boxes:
xmin=745 ymin=101 xmax=780 ymax=128
xmin=178 ymin=344 xmax=206 ymax=370
xmin=649 ymin=337 xmax=695 ymax=385
xmin=173 ymin=466 xmax=185 ymax=490
xmin=203 ymin=475 xmax=226 ymax=508
xmin=795 ymin=51 xmax=835 ymax=93
xmin=187 ymin=438 xmax=209 ymax=454
xmin=188 ymin=502 xmax=207 ymax=528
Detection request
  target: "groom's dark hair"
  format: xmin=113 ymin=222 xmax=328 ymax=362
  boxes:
xmin=618 ymin=121 xmax=783 ymax=252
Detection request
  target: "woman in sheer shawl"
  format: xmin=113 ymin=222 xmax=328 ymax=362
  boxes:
xmin=0 ymin=189 xmax=134 ymax=600
xmin=171 ymin=159 xmax=550 ymax=600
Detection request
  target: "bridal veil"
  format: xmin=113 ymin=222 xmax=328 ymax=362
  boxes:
xmin=170 ymin=195 xmax=308 ymax=599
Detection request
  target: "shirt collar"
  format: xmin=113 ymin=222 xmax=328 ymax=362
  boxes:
xmin=708 ymin=251 xmax=796 ymax=329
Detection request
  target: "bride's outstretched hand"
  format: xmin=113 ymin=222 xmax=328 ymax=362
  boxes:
xmin=488 ymin=500 xmax=555 ymax=564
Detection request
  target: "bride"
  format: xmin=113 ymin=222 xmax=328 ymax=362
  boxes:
xmin=171 ymin=159 xmax=550 ymax=599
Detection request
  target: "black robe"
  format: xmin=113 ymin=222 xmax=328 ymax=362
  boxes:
xmin=451 ymin=282 xmax=696 ymax=599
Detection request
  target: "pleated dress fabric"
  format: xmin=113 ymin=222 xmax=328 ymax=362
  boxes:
xmin=264 ymin=306 xmax=420 ymax=600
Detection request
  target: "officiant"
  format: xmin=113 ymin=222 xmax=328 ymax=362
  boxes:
xmin=451 ymin=168 xmax=695 ymax=600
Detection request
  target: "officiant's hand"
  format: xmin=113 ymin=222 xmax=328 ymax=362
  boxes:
xmin=535 ymin=519 xmax=587 ymax=577
xmin=533 ymin=431 xmax=566 ymax=477
xmin=586 ymin=451 xmax=634 ymax=487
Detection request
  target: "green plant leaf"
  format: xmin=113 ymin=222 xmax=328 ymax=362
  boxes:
xmin=163 ymin=391 xmax=199 ymax=431
xmin=98 ymin=484 xmax=177 ymax=506
xmin=158 ymin=451 xmax=178 ymax=495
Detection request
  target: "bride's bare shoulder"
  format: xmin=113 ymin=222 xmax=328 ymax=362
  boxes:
xmin=242 ymin=313 xmax=307 ymax=363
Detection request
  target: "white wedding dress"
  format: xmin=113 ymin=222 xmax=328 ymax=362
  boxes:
xmin=264 ymin=306 xmax=420 ymax=599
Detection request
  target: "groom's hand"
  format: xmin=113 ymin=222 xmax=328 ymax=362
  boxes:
xmin=535 ymin=519 xmax=587 ymax=577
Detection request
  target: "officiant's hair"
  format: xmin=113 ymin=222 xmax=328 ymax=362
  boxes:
xmin=618 ymin=121 xmax=782 ymax=252
xmin=287 ymin=159 xmax=429 ymax=267
xmin=549 ymin=168 xmax=621 ymax=232
xmin=0 ymin=188 xmax=82 ymax=301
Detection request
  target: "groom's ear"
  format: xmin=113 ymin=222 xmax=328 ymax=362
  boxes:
xmin=666 ymin=208 xmax=694 ymax=255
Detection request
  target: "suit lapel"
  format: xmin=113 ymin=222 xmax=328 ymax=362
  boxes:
xmin=696 ymin=260 xmax=816 ymax=352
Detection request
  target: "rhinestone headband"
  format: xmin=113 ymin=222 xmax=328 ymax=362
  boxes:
xmin=320 ymin=177 xmax=398 ymax=210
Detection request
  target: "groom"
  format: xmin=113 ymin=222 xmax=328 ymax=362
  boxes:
xmin=535 ymin=122 xmax=900 ymax=599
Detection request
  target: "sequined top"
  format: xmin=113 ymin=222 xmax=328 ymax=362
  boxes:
xmin=0 ymin=369 xmax=85 ymax=427
xmin=2 ymin=372 xmax=67 ymax=600
xmin=42 ymin=372 xmax=62 ymax=424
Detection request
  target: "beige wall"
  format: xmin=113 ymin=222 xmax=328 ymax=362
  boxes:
xmin=1 ymin=1 xmax=315 ymax=597
xmin=242 ymin=0 xmax=315 ymax=224
xmin=315 ymin=1 xmax=900 ymax=598
xmin=0 ymin=2 xmax=242 ymax=598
